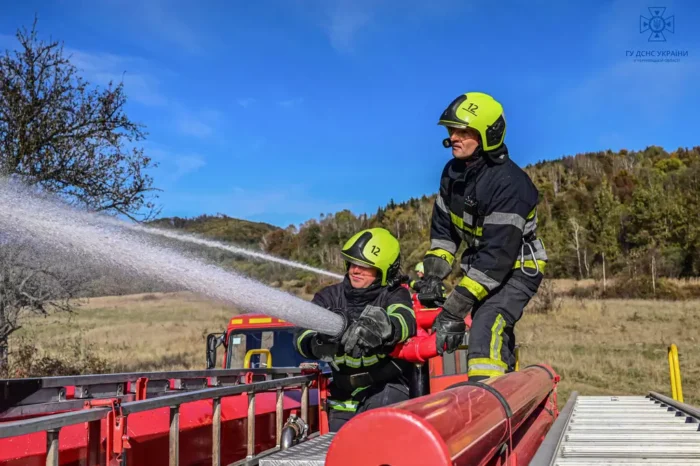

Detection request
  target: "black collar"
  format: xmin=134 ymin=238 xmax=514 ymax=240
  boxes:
xmin=342 ymin=275 xmax=386 ymax=305
xmin=480 ymin=143 xmax=510 ymax=165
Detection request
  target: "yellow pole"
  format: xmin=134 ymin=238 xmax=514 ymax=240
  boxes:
xmin=244 ymin=349 xmax=272 ymax=369
xmin=671 ymin=344 xmax=684 ymax=403
xmin=668 ymin=345 xmax=678 ymax=400
xmin=514 ymin=347 xmax=520 ymax=372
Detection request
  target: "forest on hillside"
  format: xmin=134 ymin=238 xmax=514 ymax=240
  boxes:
xmin=152 ymin=145 xmax=700 ymax=298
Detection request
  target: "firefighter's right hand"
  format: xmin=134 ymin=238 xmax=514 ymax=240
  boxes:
xmin=432 ymin=310 xmax=466 ymax=355
xmin=341 ymin=305 xmax=393 ymax=358
xmin=417 ymin=275 xmax=447 ymax=307
xmin=309 ymin=336 xmax=339 ymax=363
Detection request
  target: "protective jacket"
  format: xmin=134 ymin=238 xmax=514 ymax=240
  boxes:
xmin=294 ymin=276 xmax=416 ymax=411
xmin=424 ymin=144 xmax=547 ymax=302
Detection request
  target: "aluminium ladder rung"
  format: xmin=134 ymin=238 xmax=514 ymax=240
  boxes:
xmin=560 ymin=444 xmax=700 ymax=457
xmin=567 ymin=425 xmax=700 ymax=432
xmin=530 ymin=393 xmax=700 ymax=466
xmin=553 ymin=461 xmax=700 ymax=465
xmin=565 ymin=433 xmax=700 ymax=442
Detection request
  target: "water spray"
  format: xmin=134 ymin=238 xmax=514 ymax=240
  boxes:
xmin=0 ymin=179 xmax=346 ymax=337
xmin=121 ymin=222 xmax=343 ymax=280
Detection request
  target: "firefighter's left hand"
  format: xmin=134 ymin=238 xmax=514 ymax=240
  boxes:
xmin=433 ymin=290 xmax=474 ymax=354
xmin=432 ymin=311 xmax=466 ymax=355
xmin=341 ymin=305 xmax=393 ymax=358
xmin=309 ymin=336 xmax=339 ymax=363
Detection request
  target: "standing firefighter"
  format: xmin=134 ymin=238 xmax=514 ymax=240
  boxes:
xmin=417 ymin=92 xmax=547 ymax=382
xmin=294 ymin=228 xmax=417 ymax=431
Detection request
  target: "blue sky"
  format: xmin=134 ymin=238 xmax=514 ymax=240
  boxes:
xmin=1 ymin=0 xmax=699 ymax=228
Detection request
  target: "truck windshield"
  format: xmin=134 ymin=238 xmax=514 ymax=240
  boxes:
xmin=225 ymin=327 xmax=316 ymax=369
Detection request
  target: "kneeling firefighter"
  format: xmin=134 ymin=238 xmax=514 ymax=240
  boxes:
xmin=417 ymin=91 xmax=548 ymax=382
xmin=294 ymin=228 xmax=417 ymax=432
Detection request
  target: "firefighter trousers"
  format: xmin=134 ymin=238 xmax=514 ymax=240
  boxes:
xmin=467 ymin=275 xmax=539 ymax=382
xmin=327 ymin=382 xmax=409 ymax=432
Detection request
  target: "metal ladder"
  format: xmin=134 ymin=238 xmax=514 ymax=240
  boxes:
xmin=531 ymin=392 xmax=700 ymax=465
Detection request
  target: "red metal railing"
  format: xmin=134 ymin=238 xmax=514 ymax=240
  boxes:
xmin=0 ymin=369 xmax=322 ymax=466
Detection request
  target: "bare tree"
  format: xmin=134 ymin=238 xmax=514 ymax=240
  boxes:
xmin=569 ymin=217 xmax=584 ymax=280
xmin=0 ymin=18 xmax=160 ymax=221
xmin=0 ymin=242 xmax=86 ymax=373
xmin=0 ymin=19 xmax=161 ymax=374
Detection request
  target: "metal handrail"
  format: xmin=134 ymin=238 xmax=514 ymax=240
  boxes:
xmin=0 ymin=370 xmax=319 ymax=466
xmin=649 ymin=391 xmax=700 ymax=420
xmin=0 ymin=407 xmax=110 ymax=439
xmin=0 ymin=367 xmax=306 ymax=388
xmin=120 ymin=374 xmax=315 ymax=415
xmin=528 ymin=391 xmax=578 ymax=466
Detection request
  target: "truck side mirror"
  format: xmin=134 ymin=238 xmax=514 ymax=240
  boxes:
xmin=206 ymin=333 xmax=225 ymax=369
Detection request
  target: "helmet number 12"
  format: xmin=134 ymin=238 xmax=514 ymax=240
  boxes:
xmin=371 ymin=245 xmax=381 ymax=256
xmin=466 ymin=102 xmax=478 ymax=116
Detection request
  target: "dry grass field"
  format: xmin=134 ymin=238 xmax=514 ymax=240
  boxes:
xmin=518 ymin=297 xmax=700 ymax=406
xmin=8 ymin=292 xmax=236 ymax=373
xmin=8 ymin=280 xmax=700 ymax=407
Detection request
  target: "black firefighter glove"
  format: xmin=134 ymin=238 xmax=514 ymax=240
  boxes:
xmin=432 ymin=291 xmax=474 ymax=355
xmin=341 ymin=305 xmax=393 ymax=359
xmin=416 ymin=275 xmax=447 ymax=308
xmin=309 ymin=334 xmax=339 ymax=363
xmin=417 ymin=255 xmax=452 ymax=307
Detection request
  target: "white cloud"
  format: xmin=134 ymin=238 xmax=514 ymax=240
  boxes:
xmin=140 ymin=0 xmax=201 ymax=54
xmin=144 ymin=145 xmax=206 ymax=186
xmin=2 ymin=35 xmax=167 ymax=107
xmin=173 ymin=107 xmax=222 ymax=139
xmin=1 ymin=33 xmax=171 ymax=108
xmin=278 ymin=97 xmax=304 ymax=108
xmin=66 ymin=48 xmax=168 ymax=107
xmin=323 ymin=2 xmax=373 ymax=54
xmin=300 ymin=0 xmax=470 ymax=54
xmin=173 ymin=154 xmax=206 ymax=180
xmin=237 ymin=98 xmax=256 ymax=108
xmin=176 ymin=115 xmax=214 ymax=138
xmin=85 ymin=0 xmax=202 ymax=54
xmin=62 ymin=48 xmax=224 ymax=140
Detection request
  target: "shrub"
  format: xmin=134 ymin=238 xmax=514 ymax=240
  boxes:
xmin=526 ymin=279 xmax=562 ymax=314
xmin=4 ymin=337 xmax=113 ymax=378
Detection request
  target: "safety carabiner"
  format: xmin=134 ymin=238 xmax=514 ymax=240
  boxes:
xmin=519 ymin=241 xmax=539 ymax=278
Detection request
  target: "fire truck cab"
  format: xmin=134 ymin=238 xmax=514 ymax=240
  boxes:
xmin=205 ymin=315 xmax=317 ymax=370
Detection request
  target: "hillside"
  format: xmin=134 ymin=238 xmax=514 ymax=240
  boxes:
xmin=149 ymin=145 xmax=700 ymax=298
xmin=147 ymin=214 xmax=279 ymax=248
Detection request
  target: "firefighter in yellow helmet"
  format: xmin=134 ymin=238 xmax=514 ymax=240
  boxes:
xmin=416 ymin=92 xmax=548 ymax=382
xmin=414 ymin=262 xmax=424 ymax=278
xmin=408 ymin=262 xmax=424 ymax=291
xmin=294 ymin=228 xmax=417 ymax=431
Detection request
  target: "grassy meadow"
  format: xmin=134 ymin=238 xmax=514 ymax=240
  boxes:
xmin=7 ymin=280 xmax=700 ymax=407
